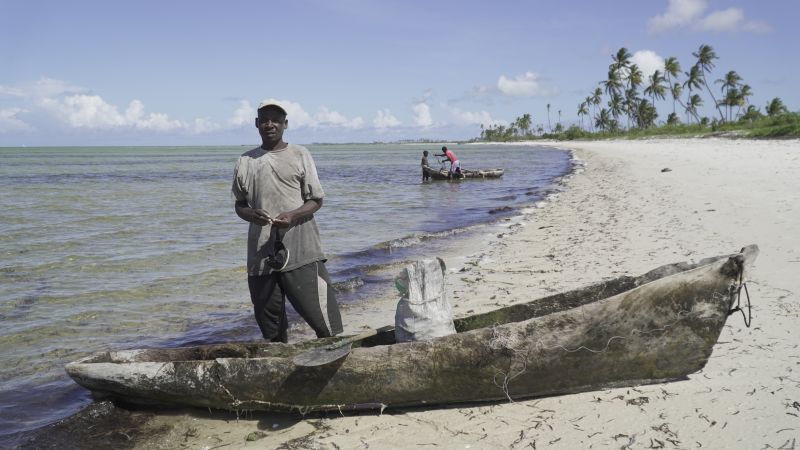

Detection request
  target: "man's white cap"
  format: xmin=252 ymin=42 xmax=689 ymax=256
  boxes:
xmin=257 ymin=100 xmax=287 ymax=115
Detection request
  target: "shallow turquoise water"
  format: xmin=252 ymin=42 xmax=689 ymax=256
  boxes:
xmin=0 ymin=143 xmax=572 ymax=440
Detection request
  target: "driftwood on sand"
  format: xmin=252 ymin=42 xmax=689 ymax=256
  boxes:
xmin=65 ymin=245 xmax=758 ymax=413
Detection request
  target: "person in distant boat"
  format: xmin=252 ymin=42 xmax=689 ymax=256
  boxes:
xmin=421 ymin=150 xmax=430 ymax=181
xmin=437 ymin=146 xmax=461 ymax=178
xmin=231 ymin=100 xmax=343 ymax=343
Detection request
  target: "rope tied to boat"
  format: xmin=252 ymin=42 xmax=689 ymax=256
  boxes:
xmin=728 ymin=255 xmax=753 ymax=327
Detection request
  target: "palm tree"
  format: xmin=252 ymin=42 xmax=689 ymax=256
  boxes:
xmin=685 ymin=94 xmax=703 ymax=124
xmin=736 ymin=84 xmax=753 ymax=119
xmin=692 ymin=44 xmax=725 ymax=121
xmin=667 ymin=112 xmax=680 ymax=125
xmin=663 ymin=57 xmax=685 ymax=115
xmin=683 ymin=65 xmax=703 ymax=92
xmin=608 ymin=92 xmax=624 ymax=126
xmin=722 ymin=88 xmax=743 ymax=122
xmin=663 ymin=57 xmax=681 ymax=84
xmin=515 ymin=113 xmax=532 ymax=136
xmin=584 ymin=96 xmax=595 ymax=131
xmin=612 ymin=47 xmax=632 ymax=71
xmin=557 ymin=109 xmax=562 ymax=129
xmin=683 ymin=65 xmax=704 ymax=123
xmin=766 ymin=97 xmax=788 ymax=116
xmin=546 ymin=103 xmax=552 ymax=132
xmin=626 ymin=64 xmax=643 ymax=91
xmin=636 ymin=99 xmax=658 ymax=128
xmin=623 ymin=87 xmax=640 ymax=129
xmin=741 ymin=105 xmax=761 ymax=122
xmin=715 ymin=70 xmax=742 ymax=121
xmin=671 ymin=82 xmax=684 ymax=116
xmin=595 ymin=108 xmax=611 ymax=131
xmin=591 ymin=88 xmax=603 ymax=129
xmin=623 ymin=63 xmax=643 ymax=129
xmin=603 ymin=67 xmax=623 ymax=97
xmin=644 ymin=70 xmax=667 ymax=106
xmin=577 ymin=102 xmax=589 ymax=130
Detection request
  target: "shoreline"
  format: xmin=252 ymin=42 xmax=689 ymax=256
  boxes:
xmin=14 ymin=138 xmax=800 ymax=449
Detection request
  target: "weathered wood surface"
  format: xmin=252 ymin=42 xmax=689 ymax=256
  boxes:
xmin=65 ymin=245 xmax=758 ymax=413
xmin=423 ymin=166 xmax=504 ymax=180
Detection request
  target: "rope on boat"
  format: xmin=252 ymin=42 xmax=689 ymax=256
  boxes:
xmin=727 ymin=255 xmax=753 ymax=327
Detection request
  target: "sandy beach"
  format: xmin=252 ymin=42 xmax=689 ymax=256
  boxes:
xmin=24 ymin=138 xmax=799 ymax=449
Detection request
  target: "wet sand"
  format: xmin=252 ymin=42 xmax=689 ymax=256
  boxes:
xmin=18 ymin=138 xmax=800 ymax=449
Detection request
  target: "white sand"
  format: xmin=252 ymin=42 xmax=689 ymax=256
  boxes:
xmin=140 ymin=138 xmax=800 ymax=449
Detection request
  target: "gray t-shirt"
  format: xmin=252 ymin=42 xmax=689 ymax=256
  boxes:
xmin=232 ymin=144 xmax=326 ymax=275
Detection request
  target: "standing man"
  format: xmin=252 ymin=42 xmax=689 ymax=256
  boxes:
xmin=437 ymin=146 xmax=460 ymax=178
xmin=232 ymin=100 xmax=343 ymax=343
xmin=421 ymin=150 xmax=430 ymax=182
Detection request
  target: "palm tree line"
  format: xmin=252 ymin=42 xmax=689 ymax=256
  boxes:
xmin=579 ymin=44 xmax=761 ymax=132
xmin=478 ymin=43 xmax=791 ymax=141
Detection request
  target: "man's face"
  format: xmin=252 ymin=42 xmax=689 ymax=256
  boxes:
xmin=256 ymin=107 xmax=288 ymax=142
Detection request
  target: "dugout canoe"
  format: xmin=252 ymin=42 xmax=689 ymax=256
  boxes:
xmin=423 ymin=165 xmax=504 ymax=180
xmin=65 ymin=245 xmax=758 ymax=413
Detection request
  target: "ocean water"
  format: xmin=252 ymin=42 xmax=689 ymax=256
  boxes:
xmin=0 ymin=143 xmax=572 ymax=441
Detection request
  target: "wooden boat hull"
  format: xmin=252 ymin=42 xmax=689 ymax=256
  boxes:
xmin=423 ymin=166 xmax=504 ymax=180
xmin=66 ymin=245 xmax=757 ymax=413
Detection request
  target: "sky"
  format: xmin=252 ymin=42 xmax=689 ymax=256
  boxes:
xmin=1 ymin=0 xmax=798 ymax=146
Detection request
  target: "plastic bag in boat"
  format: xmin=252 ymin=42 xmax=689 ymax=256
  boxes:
xmin=394 ymin=258 xmax=456 ymax=342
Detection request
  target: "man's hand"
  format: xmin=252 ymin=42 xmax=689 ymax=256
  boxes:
xmin=251 ymin=208 xmax=272 ymax=226
xmin=271 ymin=211 xmax=295 ymax=228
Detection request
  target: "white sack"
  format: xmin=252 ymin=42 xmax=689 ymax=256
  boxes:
xmin=394 ymin=258 xmax=456 ymax=342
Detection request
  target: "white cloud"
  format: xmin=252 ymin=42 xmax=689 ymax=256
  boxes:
xmin=314 ymin=106 xmax=364 ymax=129
xmin=39 ymin=94 xmax=185 ymax=130
xmin=447 ymin=106 xmax=505 ymax=127
xmin=694 ymin=8 xmax=771 ymax=33
xmin=228 ymin=100 xmax=254 ymax=128
xmin=649 ymin=0 xmax=771 ymax=34
xmin=191 ymin=118 xmax=221 ymax=134
xmin=497 ymin=72 xmax=548 ymax=97
xmin=0 ymin=108 xmax=33 ymax=132
xmin=648 ymin=0 xmax=707 ymax=33
xmin=372 ymin=109 xmax=402 ymax=129
xmin=413 ymin=102 xmax=433 ymax=127
xmin=469 ymin=85 xmax=493 ymax=98
xmin=695 ymin=7 xmax=744 ymax=32
xmin=0 ymin=77 xmax=86 ymax=99
xmin=40 ymin=94 xmax=126 ymax=128
xmin=133 ymin=111 xmax=184 ymax=131
xmin=256 ymin=98 xmax=363 ymax=129
xmin=1 ymin=78 xmax=212 ymax=135
xmin=631 ymin=50 xmax=665 ymax=78
xmin=257 ymin=98 xmax=313 ymax=127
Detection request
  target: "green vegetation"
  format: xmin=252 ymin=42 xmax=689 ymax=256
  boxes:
xmin=474 ymin=44 xmax=798 ymax=142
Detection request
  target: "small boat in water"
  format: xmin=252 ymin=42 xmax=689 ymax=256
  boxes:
xmin=423 ymin=165 xmax=504 ymax=180
xmin=65 ymin=245 xmax=757 ymax=413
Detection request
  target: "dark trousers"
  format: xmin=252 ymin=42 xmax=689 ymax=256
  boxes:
xmin=248 ymin=260 xmax=343 ymax=343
